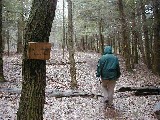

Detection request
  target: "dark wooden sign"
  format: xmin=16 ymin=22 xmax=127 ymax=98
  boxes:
xmin=27 ymin=42 xmax=51 ymax=60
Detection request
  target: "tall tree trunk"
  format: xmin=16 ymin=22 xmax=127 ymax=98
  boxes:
xmin=90 ymin=36 xmax=93 ymax=50
xmin=131 ymin=9 xmax=138 ymax=64
xmin=118 ymin=0 xmax=132 ymax=71
xmin=17 ymin=19 xmax=23 ymax=53
xmin=81 ymin=36 xmax=86 ymax=51
xmin=113 ymin=29 xmax=117 ymax=54
xmin=74 ymin=34 xmax=77 ymax=49
xmin=136 ymin=1 xmax=146 ymax=64
xmin=152 ymin=0 xmax=160 ymax=75
xmin=0 ymin=0 xmax=5 ymax=82
xmin=81 ymin=36 xmax=85 ymax=51
xmin=85 ymin=34 xmax=88 ymax=51
xmin=149 ymin=19 xmax=154 ymax=65
xmin=99 ymin=18 xmax=104 ymax=54
xmin=62 ymin=0 xmax=65 ymax=58
xmin=96 ymin=34 xmax=99 ymax=52
xmin=65 ymin=32 xmax=68 ymax=49
xmin=17 ymin=0 xmax=24 ymax=53
xmin=6 ymin=30 xmax=9 ymax=56
xmin=117 ymin=31 xmax=121 ymax=54
xmin=115 ymin=38 xmax=118 ymax=54
xmin=2 ymin=30 xmax=5 ymax=51
xmin=5 ymin=11 xmax=10 ymax=56
xmin=17 ymin=0 xmax=57 ymax=119
xmin=140 ymin=0 xmax=152 ymax=69
xmin=67 ymin=0 xmax=77 ymax=88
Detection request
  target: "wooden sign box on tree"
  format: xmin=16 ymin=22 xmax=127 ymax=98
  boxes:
xmin=27 ymin=42 xmax=51 ymax=60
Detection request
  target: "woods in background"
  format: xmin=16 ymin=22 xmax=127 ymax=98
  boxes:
xmin=2 ymin=0 xmax=160 ymax=74
xmin=64 ymin=0 xmax=160 ymax=75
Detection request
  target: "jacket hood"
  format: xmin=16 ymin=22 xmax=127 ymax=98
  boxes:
xmin=104 ymin=46 xmax=112 ymax=54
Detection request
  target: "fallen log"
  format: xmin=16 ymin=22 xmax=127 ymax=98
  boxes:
xmin=0 ymin=88 xmax=103 ymax=98
xmin=47 ymin=61 xmax=86 ymax=65
xmin=47 ymin=90 xmax=103 ymax=98
xmin=13 ymin=61 xmax=87 ymax=66
xmin=117 ymin=86 xmax=160 ymax=96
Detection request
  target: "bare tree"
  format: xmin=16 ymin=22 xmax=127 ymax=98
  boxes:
xmin=152 ymin=0 xmax=160 ymax=75
xmin=62 ymin=0 xmax=66 ymax=58
xmin=0 ymin=0 xmax=5 ymax=82
xmin=67 ymin=0 xmax=77 ymax=88
xmin=118 ymin=0 xmax=132 ymax=71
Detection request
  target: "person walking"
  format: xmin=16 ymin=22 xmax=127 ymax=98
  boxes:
xmin=96 ymin=46 xmax=121 ymax=108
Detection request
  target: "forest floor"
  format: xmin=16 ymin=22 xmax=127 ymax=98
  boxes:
xmin=0 ymin=48 xmax=160 ymax=120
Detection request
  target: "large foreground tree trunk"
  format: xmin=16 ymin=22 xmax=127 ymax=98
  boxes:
xmin=17 ymin=0 xmax=57 ymax=120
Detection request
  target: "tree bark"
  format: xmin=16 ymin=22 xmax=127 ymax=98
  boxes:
xmin=140 ymin=0 xmax=152 ymax=69
xmin=80 ymin=36 xmax=84 ymax=51
xmin=62 ymin=0 xmax=65 ymax=58
xmin=152 ymin=0 xmax=160 ymax=75
xmin=99 ymin=18 xmax=104 ymax=54
xmin=17 ymin=20 xmax=23 ymax=53
xmin=67 ymin=0 xmax=77 ymax=89
xmin=17 ymin=0 xmax=24 ymax=53
xmin=117 ymin=31 xmax=121 ymax=54
xmin=0 ymin=0 xmax=5 ymax=82
xmin=136 ymin=0 xmax=147 ymax=66
xmin=17 ymin=0 xmax=57 ymax=119
xmin=6 ymin=29 xmax=9 ymax=56
xmin=131 ymin=10 xmax=138 ymax=66
xmin=118 ymin=0 xmax=132 ymax=71
xmin=118 ymin=86 xmax=160 ymax=96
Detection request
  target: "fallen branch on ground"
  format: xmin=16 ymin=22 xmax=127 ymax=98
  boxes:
xmin=12 ymin=61 xmax=87 ymax=66
xmin=117 ymin=86 xmax=160 ymax=96
xmin=47 ymin=91 xmax=103 ymax=98
xmin=47 ymin=61 xmax=86 ymax=65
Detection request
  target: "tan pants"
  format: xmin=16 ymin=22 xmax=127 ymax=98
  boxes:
xmin=101 ymin=80 xmax=116 ymax=105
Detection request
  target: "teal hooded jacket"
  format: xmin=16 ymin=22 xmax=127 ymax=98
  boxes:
xmin=96 ymin=46 xmax=121 ymax=80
